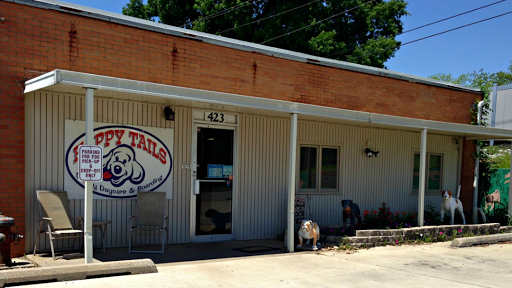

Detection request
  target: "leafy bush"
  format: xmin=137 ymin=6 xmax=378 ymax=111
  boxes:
xmin=363 ymin=202 xmax=417 ymax=229
xmin=485 ymin=202 xmax=510 ymax=226
xmin=481 ymin=146 xmax=511 ymax=170
xmin=479 ymin=144 xmax=510 ymax=226
xmin=321 ymin=226 xmax=350 ymax=237
xmin=424 ymin=204 xmax=442 ymax=226
xmin=427 ymin=203 xmax=469 ymax=225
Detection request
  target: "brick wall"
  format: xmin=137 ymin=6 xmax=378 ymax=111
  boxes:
xmin=0 ymin=2 xmax=480 ymax=256
xmin=1 ymin=2 xmax=480 ymax=123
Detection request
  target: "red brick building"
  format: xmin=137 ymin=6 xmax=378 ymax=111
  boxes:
xmin=2 ymin=0 xmax=511 ymax=257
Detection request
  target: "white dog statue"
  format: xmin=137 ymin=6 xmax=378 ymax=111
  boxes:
xmin=297 ymin=220 xmax=320 ymax=251
xmin=440 ymin=190 xmax=466 ymax=225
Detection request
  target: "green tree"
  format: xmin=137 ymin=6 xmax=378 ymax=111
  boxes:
xmin=123 ymin=0 xmax=199 ymax=27
xmin=432 ymin=63 xmax=512 ymax=223
xmin=430 ymin=62 xmax=512 ymax=126
xmin=122 ymin=0 xmax=408 ymax=68
xmin=122 ymin=0 xmax=151 ymax=20
xmin=430 ymin=61 xmax=512 ymax=101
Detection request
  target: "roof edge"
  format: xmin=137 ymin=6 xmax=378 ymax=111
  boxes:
xmin=497 ymin=83 xmax=512 ymax=91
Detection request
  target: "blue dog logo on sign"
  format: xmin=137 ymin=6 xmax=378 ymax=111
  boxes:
xmin=102 ymin=144 xmax=145 ymax=187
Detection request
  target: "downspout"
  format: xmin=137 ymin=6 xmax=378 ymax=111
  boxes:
xmin=490 ymin=85 xmax=498 ymax=146
xmin=456 ymin=137 xmax=462 ymax=193
xmin=473 ymin=100 xmax=486 ymax=224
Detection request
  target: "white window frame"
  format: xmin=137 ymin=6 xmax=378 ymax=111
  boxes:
xmin=412 ymin=151 xmax=444 ymax=195
xmin=297 ymin=144 xmax=340 ymax=194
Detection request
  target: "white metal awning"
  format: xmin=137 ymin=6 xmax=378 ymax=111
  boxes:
xmin=25 ymin=69 xmax=512 ymax=140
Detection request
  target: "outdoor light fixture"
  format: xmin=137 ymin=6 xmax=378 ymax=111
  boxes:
xmin=365 ymin=148 xmax=379 ymax=157
xmin=163 ymin=106 xmax=175 ymax=121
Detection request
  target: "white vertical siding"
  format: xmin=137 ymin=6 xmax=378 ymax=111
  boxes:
xmin=236 ymin=115 xmax=290 ymax=240
xmin=495 ymin=89 xmax=512 ymax=130
xmin=298 ymin=122 xmax=459 ymax=227
xmin=26 ymin=92 xmax=192 ymax=252
xmin=236 ymin=117 xmax=459 ymax=239
xmin=26 ymin=92 xmax=461 ymax=251
xmin=172 ymin=107 xmax=192 ymax=243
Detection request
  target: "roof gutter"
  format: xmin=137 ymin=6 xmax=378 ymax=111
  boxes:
xmin=24 ymin=71 xmax=59 ymax=93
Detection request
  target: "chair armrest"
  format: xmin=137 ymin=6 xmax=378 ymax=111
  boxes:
xmin=162 ymin=216 xmax=169 ymax=229
xmin=71 ymin=216 xmax=83 ymax=223
xmin=37 ymin=218 xmax=53 ymax=233
xmin=129 ymin=215 xmax=135 ymax=228
xmin=72 ymin=216 xmax=84 ymax=230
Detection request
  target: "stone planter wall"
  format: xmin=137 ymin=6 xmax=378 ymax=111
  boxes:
xmin=322 ymin=223 xmax=512 ymax=248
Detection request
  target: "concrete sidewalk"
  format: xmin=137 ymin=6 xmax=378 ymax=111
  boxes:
xmin=20 ymin=240 xmax=512 ymax=288
xmin=27 ymin=239 xmax=288 ymax=266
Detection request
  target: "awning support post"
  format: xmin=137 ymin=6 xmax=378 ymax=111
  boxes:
xmin=418 ymin=129 xmax=427 ymax=227
xmin=84 ymin=88 xmax=95 ymax=264
xmin=287 ymin=113 xmax=298 ymax=252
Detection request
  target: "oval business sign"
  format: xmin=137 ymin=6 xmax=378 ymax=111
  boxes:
xmin=65 ymin=125 xmax=172 ymax=198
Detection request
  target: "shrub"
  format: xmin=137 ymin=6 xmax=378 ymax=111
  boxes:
xmin=363 ymin=202 xmax=417 ymax=229
xmin=485 ymin=203 xmax=511 ymax=226
xmin=481 ymin=145 xmax=511 ymax=170
xmin=321 ymin=227 xmax=349 ymax=237
xmin=424 ymin=204 xmax=441 ymax=226
xmin=427 ymin=203 xmax=468 ymax=225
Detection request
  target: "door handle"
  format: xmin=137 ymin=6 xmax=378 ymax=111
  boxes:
xmin=194 ymin=179 xmax=200 ymax=195
xmin=194 ymin=179 xmax=227 ymax=195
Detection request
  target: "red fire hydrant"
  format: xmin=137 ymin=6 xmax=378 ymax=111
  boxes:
xmin=0 ymin=213 xmax=23 ymax=266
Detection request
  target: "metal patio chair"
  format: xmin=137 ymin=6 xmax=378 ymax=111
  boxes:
xmin=129 ymin=191 xmax=168 ymax=254
xmin=33 ymin=190 xmax=83 ymax=259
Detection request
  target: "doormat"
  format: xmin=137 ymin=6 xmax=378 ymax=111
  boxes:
xmin=232 ymin=246 xmax=281 ymax=253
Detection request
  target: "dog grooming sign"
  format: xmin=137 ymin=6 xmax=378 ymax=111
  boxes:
xmin=65 ymin=120 xmax=173 ymax=199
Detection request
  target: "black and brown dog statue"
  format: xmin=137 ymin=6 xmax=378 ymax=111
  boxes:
xmin=341 ymin=200 xmax=362 ymax=231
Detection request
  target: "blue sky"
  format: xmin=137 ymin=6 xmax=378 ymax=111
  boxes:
xmin=61 ymin=0 xmax=512 ymax=78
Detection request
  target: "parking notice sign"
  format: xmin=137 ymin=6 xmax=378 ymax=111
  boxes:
xmin=78 ymin=145 xmax=103 ymax=182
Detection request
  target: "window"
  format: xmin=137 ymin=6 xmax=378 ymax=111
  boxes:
xmin=299 ymin=145 xmax=338 ymax=192
xmin=413 ymin=152 xmax=443 ymax=193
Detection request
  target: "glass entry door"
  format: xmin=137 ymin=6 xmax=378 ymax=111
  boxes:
xmin=192 ymin=126 xmax=234 ymax=241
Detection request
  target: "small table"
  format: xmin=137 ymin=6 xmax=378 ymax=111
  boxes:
xmin=92 ymin=220 xmax=111 ymax=253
